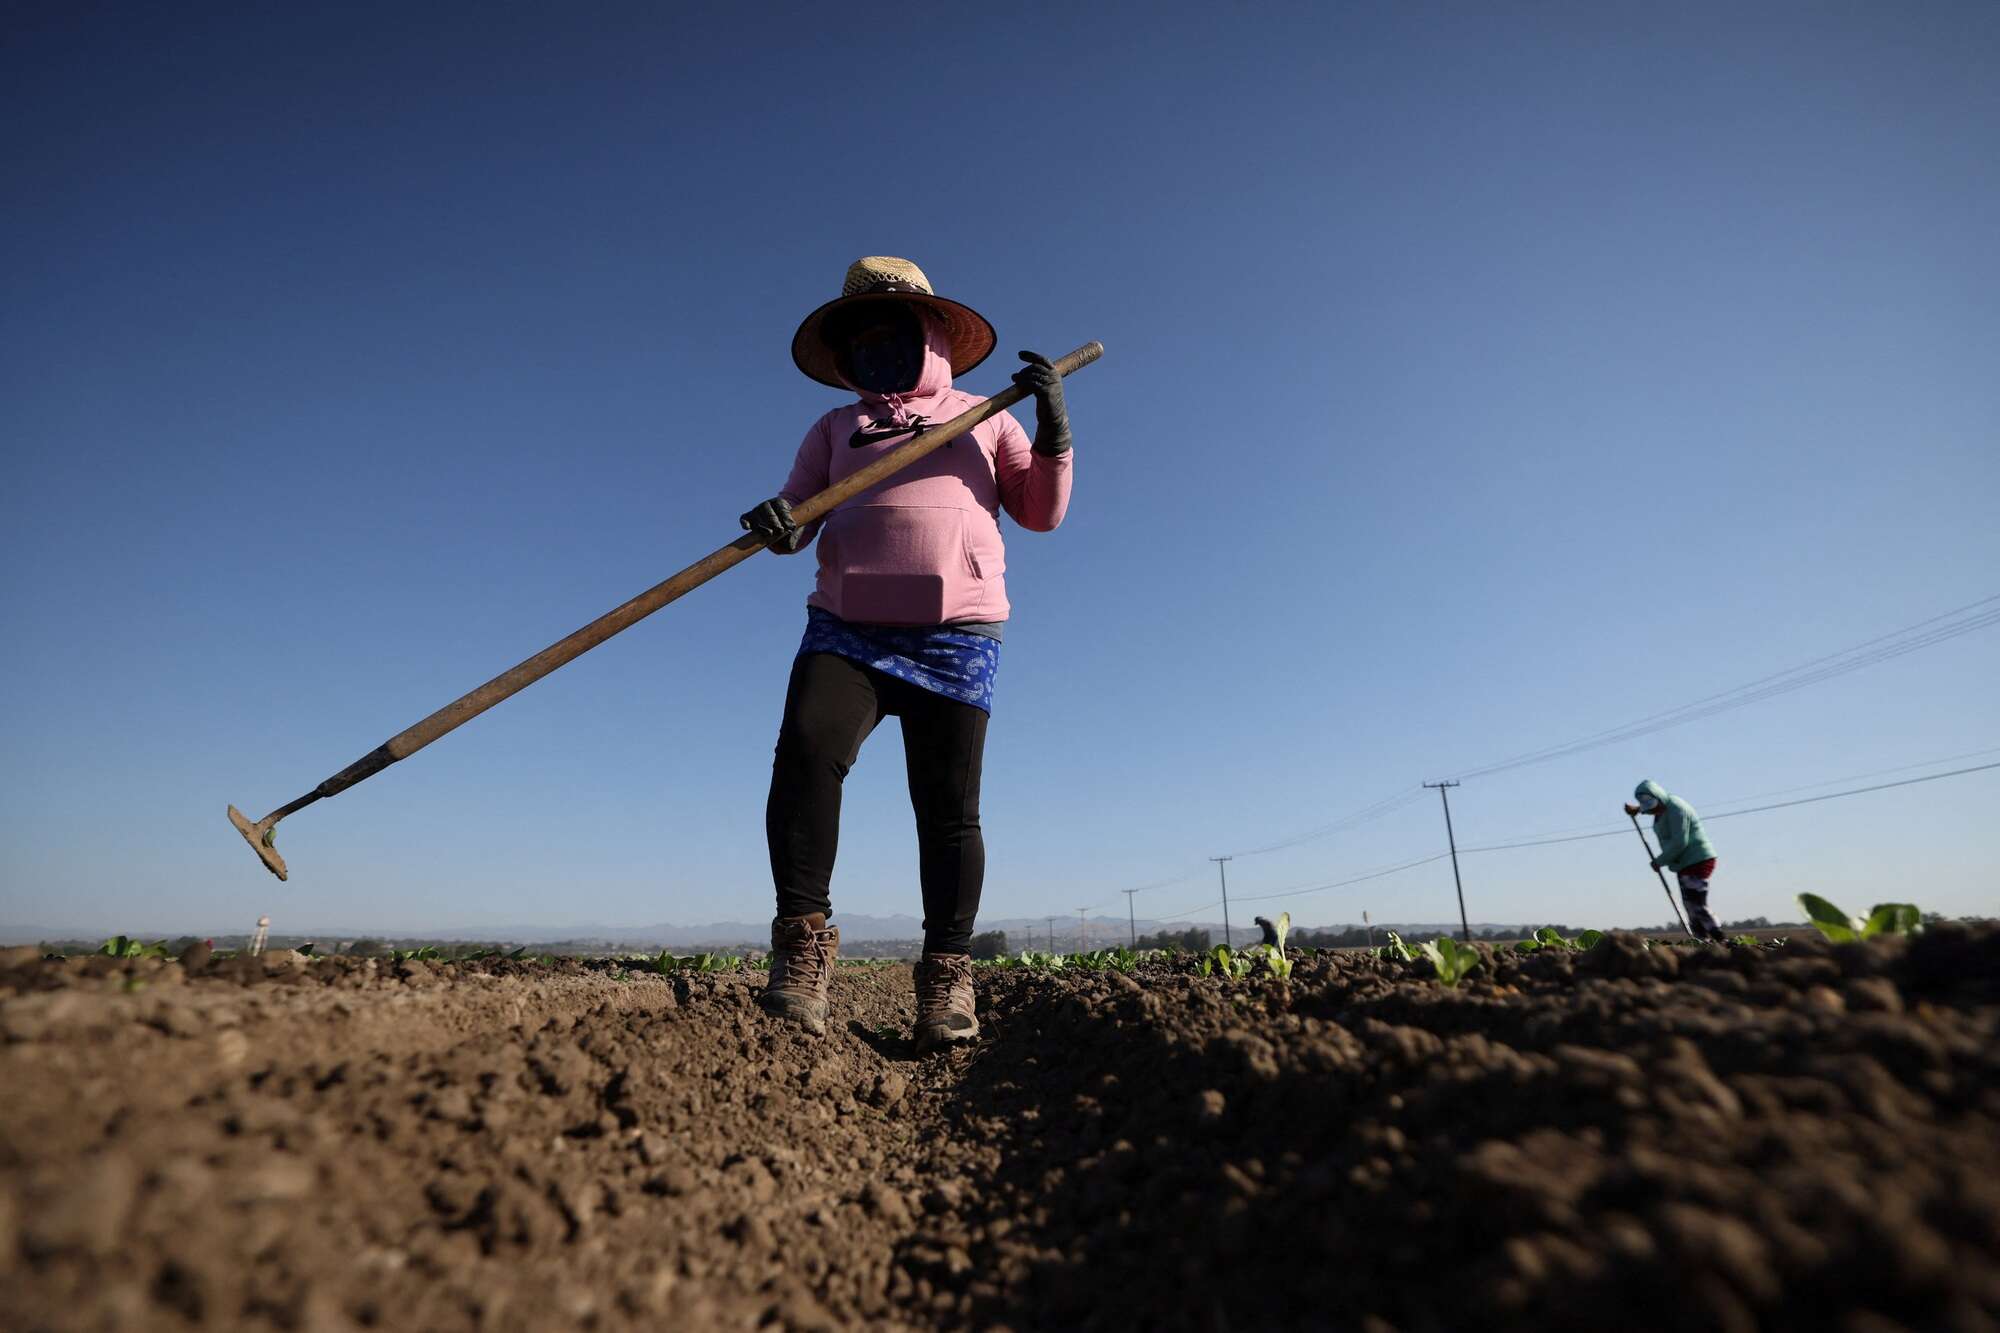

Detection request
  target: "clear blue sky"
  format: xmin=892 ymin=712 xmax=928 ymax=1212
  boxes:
xmin=4 ymin=2 xmax=1996 ymax=937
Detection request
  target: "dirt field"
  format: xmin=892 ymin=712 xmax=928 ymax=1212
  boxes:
xmin=4 ymin=926 xmax=1998 ymax=1332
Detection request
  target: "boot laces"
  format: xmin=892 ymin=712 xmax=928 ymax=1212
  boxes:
xmin=917 ymin=957 xmax=970 ymax=1010
xmin=779 ymin=926 xmax=832 ymax=989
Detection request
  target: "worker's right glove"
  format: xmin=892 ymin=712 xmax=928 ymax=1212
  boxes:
xmin=740 ymin=496 xmax=803 ymax=552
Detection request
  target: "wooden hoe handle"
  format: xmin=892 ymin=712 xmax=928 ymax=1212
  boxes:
xmin=236 ymin=339 xmax=1105 ymax=879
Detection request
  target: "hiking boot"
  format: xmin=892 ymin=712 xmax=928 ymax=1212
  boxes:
xmin=761 ymin=913 xmax=839 ymax=1035
xmin=913 ymin=952 xmax=978 ymax=1053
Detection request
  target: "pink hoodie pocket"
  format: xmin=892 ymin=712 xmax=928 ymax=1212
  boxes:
xmin=963 ymin=513 xmax=1004 ymax=583
xmin=820 ymin=505 xmax=978 ymax=624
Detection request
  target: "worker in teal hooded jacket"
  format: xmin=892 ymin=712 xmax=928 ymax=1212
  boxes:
xmin=1624 ymin=779 xmax=1726 ymax=941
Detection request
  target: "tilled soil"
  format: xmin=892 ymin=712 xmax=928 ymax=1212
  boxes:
xmin=3 ymin=926 xmax=1997 ymax=1332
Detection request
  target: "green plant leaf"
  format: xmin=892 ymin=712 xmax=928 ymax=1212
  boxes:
xmin=1798 ymin=892 xmax=1861 ymax=943
xmin=1862 ymin=903 xmax=1922 ymax=938
xmin=1420 ymin=937 xmax=1480 ymax=987
xmin=1576 ymin=930 xmax=1604 ymax=950
xmin=1383 ymin=930 xmax=1420 ymax=962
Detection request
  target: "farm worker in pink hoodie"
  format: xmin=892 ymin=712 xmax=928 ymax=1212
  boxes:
xmin=739 ymin=257 xmax=1075 ymax=1051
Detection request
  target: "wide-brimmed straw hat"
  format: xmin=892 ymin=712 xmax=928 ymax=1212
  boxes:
xmin=791 ymin=256 xmax=996 ymax=389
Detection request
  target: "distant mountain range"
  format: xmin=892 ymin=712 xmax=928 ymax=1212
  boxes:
xmin=2 ymin=914 xmax=1538 ymax=949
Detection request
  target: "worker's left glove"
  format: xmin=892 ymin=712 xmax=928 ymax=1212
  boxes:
xmin=1650 ymin=855 xmax=1666 ymax=871
xmin=1013 ymin=350 xmax=1071 ymax=457
xmin=740 ymin=496 xmax=803 ymax=552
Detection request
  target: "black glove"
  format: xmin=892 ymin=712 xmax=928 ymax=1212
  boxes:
xmin=1012 ymin=350 xmax=1071 ymax=457
xmin=740 ymin=496 xmax=802 ymax=552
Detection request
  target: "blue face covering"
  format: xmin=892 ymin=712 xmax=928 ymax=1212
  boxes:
xmin=834 ymin=305 xmax=924 ymax=394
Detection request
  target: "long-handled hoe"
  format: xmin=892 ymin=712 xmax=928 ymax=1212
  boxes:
xmin=229 ymin=342 xmax=1104 ymax=879
xmin=1626 ymin=811 xmax=1695 ymax=939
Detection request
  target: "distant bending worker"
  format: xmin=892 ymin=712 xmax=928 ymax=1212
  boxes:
xmin=1625 ymin=779 xmax=1726 ymax=942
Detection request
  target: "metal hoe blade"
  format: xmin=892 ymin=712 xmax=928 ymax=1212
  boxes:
xmin=228 ymin=804 xmax=289 ymax=880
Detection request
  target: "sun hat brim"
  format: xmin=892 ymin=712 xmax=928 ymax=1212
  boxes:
xmin=791 ymin=290 xmax=996 ymax=390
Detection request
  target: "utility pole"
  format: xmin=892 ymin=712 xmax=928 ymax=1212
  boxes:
xmin=1209 ymin=856 xmax=1233 ymax=948
xmin=1046 ymin=916 xmax=1055 ymax=952
xmin=1076 ymin=907 xmax=1089 ymax=952
xmin=1424 ymin=780 xmax=1470 ymax=941
xmin=1123 ymin=889 xmax=1138 ymax=947
xmin=1363 ymin=909 xmax=1373 ymax=949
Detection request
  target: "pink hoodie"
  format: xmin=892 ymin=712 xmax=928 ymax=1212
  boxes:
xmin=775 ymin=314 xmax=1072 ymax=626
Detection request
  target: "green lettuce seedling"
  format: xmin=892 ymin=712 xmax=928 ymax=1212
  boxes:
xmin=97 ymin=936 xmax=170 ymax=959
xmin=1419 ymin=937 xmax=1481 ymax=987
xmin=1380 ymin=930 xmax=1421 ymax=962
xmin=1009 ymin=950 xmax=1067 ymax=971
xmin=1798 ymin=893 xmax=1923 ymax=943
xmin=1205 ymin=944 xmax=1253 ymax=980
xmin=1516 ymin=926 xmax=1601 ymax=953
xmin=1264 ymin=912 xmax=1294 ymax=980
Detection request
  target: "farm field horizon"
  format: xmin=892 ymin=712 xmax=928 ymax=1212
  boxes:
xmin=6 ymin=924 xmax=1999 ymax=1330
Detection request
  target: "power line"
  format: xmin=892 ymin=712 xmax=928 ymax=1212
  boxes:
xmin=1458 ymin=608 xmax=2000 ymax=780
xmin=1447 ymin=744 xmax=2000 ymax=851
xmin=1226 ymin=786 xmax=1428 ymax=858
xmin=1218 ymin=760 xmax=1998 ymax=907
xmin=1108 ymin=868 xmax=1204 ymax=896
xmin=1703 ymin=760 xmax=2000 ymax=821
xmin=1696 ymin=744 xmax=2000 ymax=806
xmin=1098 ymin=787 xmax=1431 ymax=923
xmin=1097 ymin=760 xmax=1999 ymax=925
xmin=1460 ymin=827 xmax=1632 ymax=853
xmin=1014 ymin=597 xmax=1996 ymax=924
xmin=1451 ymin=593 xmax=2000 ymax=781
xmin=1101 ymin=786 xmax=1431 ymax=916
xmin=1458 ymin=759 xmax=2000 ymax=854
xmin=1229 ymin=853 xmax=1453 ymax=904
xmin=1148 ymin=898 xmax=1221 ymax=922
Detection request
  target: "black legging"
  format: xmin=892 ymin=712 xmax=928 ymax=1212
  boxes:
xmin=767 ymin=652 xmax=988 ymax=954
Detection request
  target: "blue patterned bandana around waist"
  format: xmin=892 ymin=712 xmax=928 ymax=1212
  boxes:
xmin=799 ymin=609 xmax=999 ymax=712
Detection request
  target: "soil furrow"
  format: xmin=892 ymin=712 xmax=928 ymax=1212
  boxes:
xmin=4 ymin=927 xmax=1999 ymax=1331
